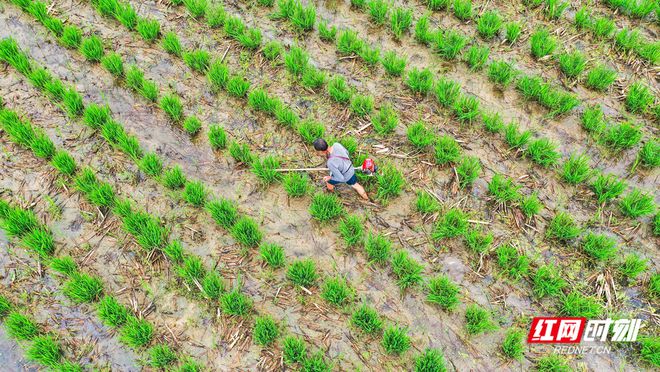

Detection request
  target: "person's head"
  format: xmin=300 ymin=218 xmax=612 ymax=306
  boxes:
xmin=313 ymin=138 xmax=329 ymax=155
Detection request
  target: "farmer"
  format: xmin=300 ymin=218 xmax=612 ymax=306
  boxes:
xmin=313 ymin=138 xmax=369 ymax=200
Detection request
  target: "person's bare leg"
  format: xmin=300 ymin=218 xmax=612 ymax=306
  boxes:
xmin=352 ymin=183 xmax=369 ymax=200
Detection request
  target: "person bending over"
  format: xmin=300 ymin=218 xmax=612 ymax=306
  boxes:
xmin=313 ymin=138 xmax=369 ymax=200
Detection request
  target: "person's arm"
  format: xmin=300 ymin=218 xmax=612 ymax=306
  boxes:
xmin=327 ymin=159 xmax=345 ymax=182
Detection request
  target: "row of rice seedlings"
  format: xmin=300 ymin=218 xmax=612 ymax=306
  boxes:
xmin=603 ymin=0 xmax=658 ymax=21
xmin=0 ymin=294 xmax=83 ymax=370
xmin=272 ymin=0 xmax=316 ymax=33
xmin=574 ymin=7 xmax=659 ymax=65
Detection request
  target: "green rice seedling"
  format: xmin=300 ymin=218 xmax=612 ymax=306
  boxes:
xmin=619 ymin=189 xmax=655 ymax=218
xmin=318 ymin=20 xmax=337 ymax=42
xmin=591 ymin=174 xmax=627 ymax=204
xmin=282 ymin=336 xmax=307 ymax=364
xmin=297 ymin=119 xmax=325 ymax=143
xmin=590 ymin=16 xmax=615 ymax=39
xmin=139 ymin=152 xmax=163 ymax=177
xmin=580 ymin=105 xmax=606 ymax=133
xmin=207 ymin=60 xmax=229 ymax=91
xmin=251 ymin=155 xmax=281 ymax=185
xmin=574 ymin=6 xmax=590 ymax=29
xmin=290 ymin=1 xmax=316 ymax=32
xmin=626 ymin=81 xmax=654 ymax=114
xmin=381 ymin=50 xmax=407 ymax=76
xmin=120 ymin=316 xmax=153 ymax=347
xmin=0 ymin=110 xmax=34 ymax=147
xmin=382 ymin=326 xmax=410 ymax=355
xmin=488 ymin=60 xmax=516 ymax=87
xmin=175 ymin=255 xmax=205 ymax=285
xmin=464 ymin=228 xmax=493 ymax=254
xmin=375 ymin=163 xmax=405 ymax=202
xmin=544 ymin=0 xmax=568 ymax=19
xmin=604 ymin=121 xmax=642 ymax=150
xmin=415 ymin=190 xmax=439 ymax=214
xmin=148 ymin=344 xmax=177 ymax=369
xmin=321 ymin=276 xmax=354 ymax=306
xmin=357 ymin=45 xmax=380 ymax=66
xmin=49 ymin=256 xmax=78 ymax=276
xmin=546 ymin=212 xmax=581 ymax=242
xmin=97 ymin=295 xmax=129 ymax=327
xmin=301 ymin=67 xmax=326 ymax=89
xmin=364 ymin=232 xmax=392 ymax=264
xmin=501 ymin=329 xmax=524 ymax=360
xmin=415 ymin=348 xmax=447 ymax=372
xmin=406 ymin=121 xmax=434 ymax=148
xmin=237 ymin=28 xmax=262 ymax=50
xmin=435 ymin=29 xmax=468 ymax=60
xmin=226 ymin=75 xmax=250 ymax=97
xmin=253 ymin=315 xmax=279 ymax=346
xmin=371 ymin=104 xmax=399 ymax=134
xmin=544 ymin=89 xmax=579 ymax=117
xmin=581 ymin=232 xmax=618 ymax=261
xmin=112 ymin=199 xmax=133 ymax=219
xmin=163 ymin=240 xmax=184 ymax=263
xmin=615 ymin=28 xmax=641 ymax=52
xmin=183 ymin=0 xmax=207 ymax=18
xmin=62 ymin=89 xmax=84 ymax=117
xmin=79 ymin=36 xmax=104 ymax=62
xmin=287 ymin=259 xmax=318 ymax=287
xmin=562 ymin=153 xmax=591 ymax=184
xmin=116 ymin=3 xmax=137 ymax=29
xmin=51 ymin=150 xmax=76 ymax=176
xmin=26 ymin=335 xmax=62 ymax=367
xmin=30 ymin=131 xmax=55 ymax=159
xmin=309 ymin=193 xmax=344 ymax=222
xmin=1 ymin=206 xmax=38 ymax=238
xmin=74 ymin=167 xmax=99 ymax=195
xmin=43 ymin=79 xmax=65 ymax=100
xmin=28 ymin=67 xmax=52 ymax=90
xmin=183 ymin=116 xmax=202 ymax=136
xmin=327 ymin=75 xmax=353 ymax=103
xmin=162 ymin=165 xmax=186 ymax=189
xmin=302 ymin=352 xmax=331 ymax=371
xmin=368 ymin=0 xmax=389 ymax=25
xmin=482 ymin=111 xmax=503 ymax=133
xmin=465 ymin=304 xmax=496 ymax=335
xmin=434 ymin=77 xmax=461 ymax=107
xmin=639 ymin=139 xmax=659 ymax=168
xmin=390 ymin=7 xmax=413 ymax=39
xmin=282 ymin=172 xmax=310 ymax=197
xmin=338 ymin=214 xmax=364 ymax=247
xmin=63 ymin=273 xmax=103 ymax=303
xmin=262 ymin=41 xmax=283 ymax=62
xmin=136 ymin=18 xmax=160 ymax=42
xmin=536 ymin=354 xmax=570 ymax=372
xmin=350 ymin=0 xmax=366 ymax=7
xmin=426 ymin=0 xmax=449 ymax=10
xmin=391 ymin=250 xmax=424 ymax=290
xmin=432 ymin=208 xmax=468 ymax=240
xmin=5 ymin=312 xmax=39 ymax=340
xmin=350 ymin=94 xmax=374 ymax=117
xmin=284 ymin=45 xmax=308 ymax=75
xmin=558 ymin=51 xmax=586 ymax=79
xmin=0 ymin=296 xmax=11 ymax=319
xmin=636 ymin=336 xmax=659 ymax=369
xmin=495 ymin=244 xmax=529 ymax=280
xmin=488 ymin=174 xmax=521 ymax=203
xmin=21 ymin=228 xmax=54 ymax=258
xmin=258 ymin=242 xmax=285 ymax=268
xmin=183 ymin=49 xmax=210 ymax=73
xmin=60 ymin=26 xmax=82 ymax=49
xmin=83 ymin=104 xmax=110 ymax=129
xmin=125 ymin=65 xmax=145 ymax=92
xmin=530 ymin=27 xmax=556 ymax=59
xmin=406 ymin=68 xmax=433 ymax=96
xmin=161 ymin=32 xmax=182 ymax=56
xmin=649 ymin=273 xmax=660 ymax=298
xmin=585 ymin=65 xmax=617 ymax=91
xmin=654 ymin=213 xmax=660 ymax=236
xmin=526 ymin=138 xmax=560 ymax=168
xmin=206 ymin=198 xmax=238 ymax=229
xmin=223 ymin=15 xmax=245 ymax=38
xmin=202 ymin=272 xmax=224 ymax=300
xmin=532 ymin=264 xmax=566 ymax=298
xmin=160 ymin=94 xmax=183 ymax=122
xmin=231 ymin=216 xmax=263 ymax=247
xmin=505 ymin=22 xmax=522 ymax=44
xmin=248 ymin=88 xmax=277 ymax=113
xmin=477 ymin=10 xmax=502 ymax=39
xmin=559 ymin=291 xmax=602 ymax=318
xmin=351 ymin=304 xmax=383 ymax=334
xmin=452 ymin=95 xmax=480 ymax=124
xmin=465 ymin=44 xmax=489 ymax=71
xmin=638 ymin=41 xmax=660 ymax=65
xmin=453 ymin=0 xmax=472 ymax=20
xmin=414 ymin=13 xmax=432 ymax=45
xmin=0 ymin=38 xmax=31 ymax=75
xmin=228 ymin=141 xmax=254 ymax=164
xmin=505 ymin=121 xmax=531 ymax=149
xmin=456 ymin=156 xmax=481 ymax=188
xmin=520 ymin=193 xmax=542 ymax=217
xmin=336 ymin=29 xmax=363 ymax=55
xmin=427 ymin=275 xmax=460 ymax=311
xmin=207 ymin=125 xmax=227 ymax=150
xmin=182 ymin=180 xmax=206 ymax=207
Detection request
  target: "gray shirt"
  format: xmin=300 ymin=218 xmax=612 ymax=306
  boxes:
xmin=327 ymin=143 xmax=355 ymax=182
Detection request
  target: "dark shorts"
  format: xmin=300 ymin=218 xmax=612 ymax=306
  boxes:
xmin=328 ymin=174 xmax=357 ymax=186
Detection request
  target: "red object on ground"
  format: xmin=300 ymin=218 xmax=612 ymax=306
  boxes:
xmin=362 ymin=158 xmax=376 ymax=173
